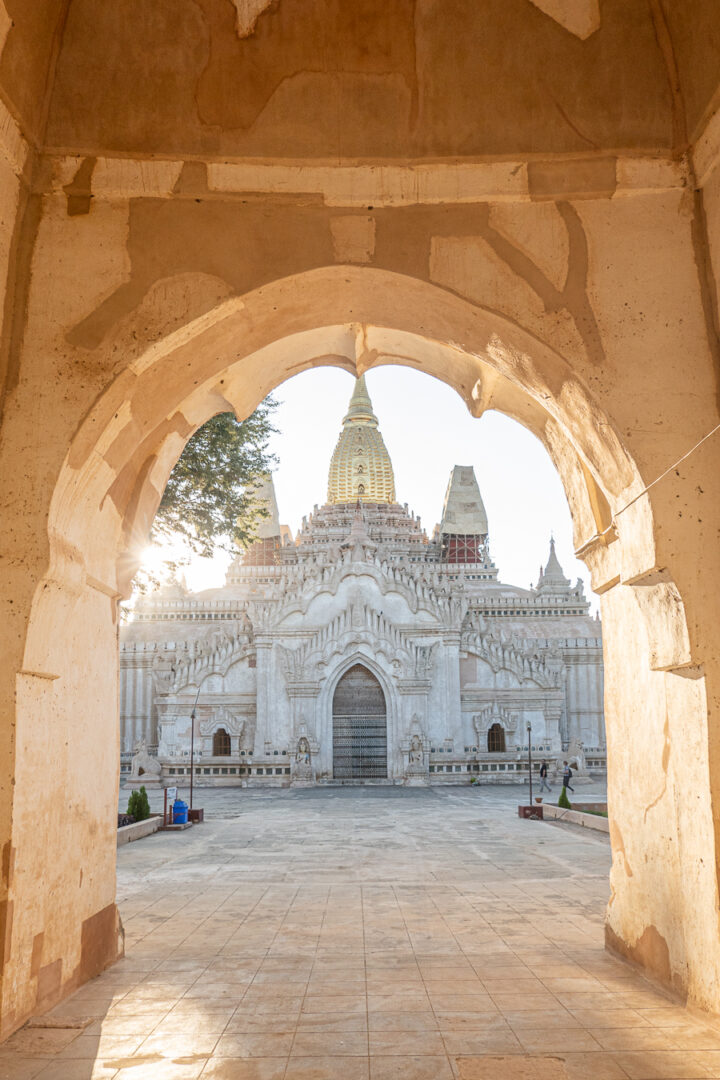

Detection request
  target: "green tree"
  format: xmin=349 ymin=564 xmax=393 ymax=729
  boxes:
xmin=558 ymin=786 xmax=572 ymax=810
xmin=153 ymin=399 xmax=279 ymax=558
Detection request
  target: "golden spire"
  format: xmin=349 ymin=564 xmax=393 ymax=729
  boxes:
xmin=327 ymin=376 xmax=396 ymax=504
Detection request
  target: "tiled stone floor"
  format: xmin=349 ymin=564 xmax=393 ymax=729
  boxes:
xmin=4 ymin=784 xmax=720 ymax=1079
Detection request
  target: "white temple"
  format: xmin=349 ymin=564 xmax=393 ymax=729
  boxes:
xmin=120 ymin=378 xmax=605 ymax=786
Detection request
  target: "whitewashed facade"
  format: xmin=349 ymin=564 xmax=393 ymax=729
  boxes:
xmin=120 ymin=380 xmax=604 ymax=785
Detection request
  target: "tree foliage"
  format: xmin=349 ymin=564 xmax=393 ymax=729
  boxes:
xmin=558 ymin=786 xmax=572 ymax=809
xmin=152 ymin=398 xmax=279 ymax=558
xmin=127 ymin=786 xmax=151 ymax=822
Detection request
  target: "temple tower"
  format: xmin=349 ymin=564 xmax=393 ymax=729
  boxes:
xmin=327 ymin=376 xmax=396 ymax=504
xmin=536 ymin=537 xmax=572 ymax=597
xmin=438 ymin=465 xmax=490 ymax=563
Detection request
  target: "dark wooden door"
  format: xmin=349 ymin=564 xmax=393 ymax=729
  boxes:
xmin=487 ymin=722 xmax=506 ymax=752
xmin=332 ymin=664 xmax=387 ymax=778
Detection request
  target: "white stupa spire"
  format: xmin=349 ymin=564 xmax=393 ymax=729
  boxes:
xmin=536 ymin=536 xmax=571 ymax=595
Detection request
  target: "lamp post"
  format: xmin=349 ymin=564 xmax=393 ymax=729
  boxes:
xmin=527 ymin=720 xmax=533 ymax=806
xmin=189 ymin=685 xmax=201 ymax=812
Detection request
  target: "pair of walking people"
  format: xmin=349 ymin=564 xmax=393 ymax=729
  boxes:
xmin=538 ymin=760 xmax=574 ymax=793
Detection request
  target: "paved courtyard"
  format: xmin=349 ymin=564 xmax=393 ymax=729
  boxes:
xmin=3 ymin=785 xmax=720 ymax=1079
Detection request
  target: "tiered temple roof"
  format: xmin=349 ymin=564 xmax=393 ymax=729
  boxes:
xmin=134 ymin=377 xmax=595 ymax=627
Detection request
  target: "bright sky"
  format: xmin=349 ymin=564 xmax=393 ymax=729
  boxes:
xmin=166 ymin=365 xmax=597 ymax=612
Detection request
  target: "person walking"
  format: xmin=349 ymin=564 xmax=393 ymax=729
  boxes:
xmin=539 ymin=760 xmax=551 ymax=793
xmin=562 ymin=760 xmax=574 ymax=793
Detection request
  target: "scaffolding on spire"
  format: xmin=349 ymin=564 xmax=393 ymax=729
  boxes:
xmin=438 ymin=466 xmax=490 ymax=564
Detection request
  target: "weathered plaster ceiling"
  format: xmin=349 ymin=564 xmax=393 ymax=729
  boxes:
xmin=528 ymin=0 xmax=600 ymax=41
xmin=231 ymin=0 xmax=275 ymax=38
xmin=0 ymin=3 xmax=11 ymax=55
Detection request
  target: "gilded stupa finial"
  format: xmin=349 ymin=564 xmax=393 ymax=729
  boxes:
xmin=327 ymin=376 xmax=395 ymax=505
xmin=343 ymin=375 xmax=375 ymax=423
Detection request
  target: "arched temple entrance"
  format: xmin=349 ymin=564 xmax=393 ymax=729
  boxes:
xmin=2 ymin=243 xmax=720 ymax=1033
xmin=332 ymin=664 xmax=388 ymax=779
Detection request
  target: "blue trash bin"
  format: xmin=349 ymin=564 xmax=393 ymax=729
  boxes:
xmin=173 ymin=799 xmax=188 ymax=825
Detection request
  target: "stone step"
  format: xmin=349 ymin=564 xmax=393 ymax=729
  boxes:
xmin=319 ymin=778 xmax=400 ymax=786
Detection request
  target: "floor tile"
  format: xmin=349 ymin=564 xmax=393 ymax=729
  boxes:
xmin=561 ymin=1053 xmax=629 ymax=1080
xmin=451 ymin=1056 xmax=567 ymax=1080
xmin=296 ymin=1012 xmax=368 ymax=1031
xmin=57 ymin=1036 xmax=146 ymax=1059
xmin=442 ymin=1030 xmax=524 ymax=1055
xmin=610 ymin=1050 xmax=714 ymax=1078
xmin=592 ymin=1028 xmax=679 ymax=1051
xmin=113 ymin=1061 xmax=207 ymax=1080
xmin=284 ymin=1057 xmax=370 ymax=1079
xmin=198 ymin=1061 xmax=287 ymax=1079
xmin=0 ymin=1059 xmax=52 ymax=1080
xmin=368 ymin=1013 xmax=438 ymax=1032
xmin=369 ymin=1030 xmax=446 ymax=1055
xmin=291 ymin=1031 xmax=368 ymax=1055
xmin=370 ymin=1056 xmax=454 ymax=1078
xmin=214 ymin=1034 xmax=294 ymax=1058
xmin=34 ymin=1062 xmax=120 ymax=1079
xmin=9 ymin=785 xmax=720 ymax=1080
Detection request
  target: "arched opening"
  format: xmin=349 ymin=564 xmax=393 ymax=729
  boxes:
xmin=212 ymin=728 xmax=231 ymax=757
xmin=487 ymin=723 xmax=506 ymax=753
xmin=12 ymin=266 xmax=715 ymax=1023
xmin=332 ymin=663 xmax=387 ymax=779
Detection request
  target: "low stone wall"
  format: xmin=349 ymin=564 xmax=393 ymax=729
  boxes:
xmin=542 ymin=803 xmax=610 ymax=833
xmin=117 ymin=815 xmax=162 ymax=847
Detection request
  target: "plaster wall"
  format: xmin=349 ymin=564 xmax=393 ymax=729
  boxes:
xmin=601 ymin=579 xmax=717 ymax=1000
xmin=9 ymin=587 xmax=120 ymax=1029
xmin=563 ymin=651 xmax=604 ymax=747
xmin=0 ymin=0 xmax=66 ymax=146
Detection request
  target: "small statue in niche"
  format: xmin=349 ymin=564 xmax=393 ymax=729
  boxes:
xmin=409 ymin=735 xmax=424 ymax=765
xmin=405 ymin=727 xmax=428 ymax=783
xmin=294 ymin=736 xmax=313 ymax=780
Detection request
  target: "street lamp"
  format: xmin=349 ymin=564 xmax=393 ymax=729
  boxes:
xmin=527 ymin=720 xmax=533 ymax=805
xmin=189 ymin=685 xmax=201 ymax=811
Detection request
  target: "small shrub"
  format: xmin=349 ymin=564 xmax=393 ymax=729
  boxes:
xmin=558 ymin=786 xmax=572 ymax=810
xmin=127 ymin=786 xmax=151 ymax=821
xmin=136 ymin=785 xmax=151 ymax=820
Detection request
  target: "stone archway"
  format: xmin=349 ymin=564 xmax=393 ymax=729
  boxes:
xmin=4 ymin=265 xmax=719 ymax=1031
xmin=332 ymin=663 xmax=388 ymax=779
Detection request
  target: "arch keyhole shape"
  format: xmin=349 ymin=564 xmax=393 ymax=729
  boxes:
xmin=332 ymin=664 xmax=387 ymax=778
